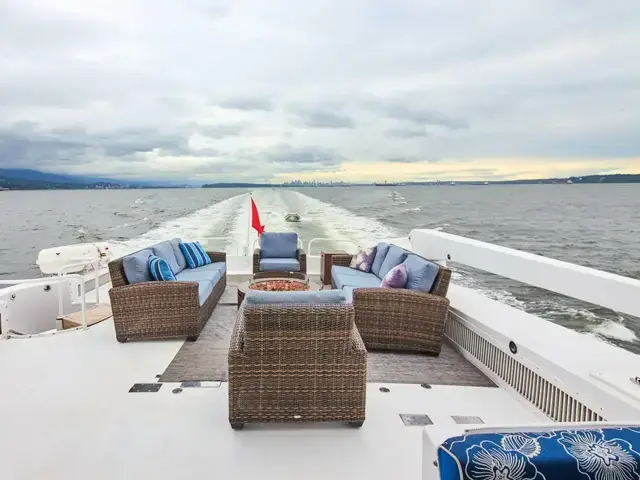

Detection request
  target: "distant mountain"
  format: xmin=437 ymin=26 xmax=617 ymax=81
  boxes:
xmin=0 ymin=168 xmax=186 ymax=190
xmin=0 ymin=168 xmax=97 ymax=185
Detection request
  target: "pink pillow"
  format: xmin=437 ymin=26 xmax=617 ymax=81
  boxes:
xmin=381 ymin=264 xmax=408 ymax=288
xmin=350 ymin=246 xmax=377 ymax=272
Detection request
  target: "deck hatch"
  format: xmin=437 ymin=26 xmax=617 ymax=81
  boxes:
xmin=129 ymin=383 xmax=162 ymax=393
xmin=451 ymin=415 xmax=484 ymax=424
xmin=399 ymin=414 xmax=433 ymax=426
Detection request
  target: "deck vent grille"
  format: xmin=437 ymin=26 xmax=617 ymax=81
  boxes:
xmin=445 ymin=315 xmax=605 ymax=423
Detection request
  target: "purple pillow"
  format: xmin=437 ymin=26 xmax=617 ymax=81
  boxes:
xmin=350 ymin=246 xmax=376 ymax=272
xmin=380 ymin=264 xmax=408 ymax=288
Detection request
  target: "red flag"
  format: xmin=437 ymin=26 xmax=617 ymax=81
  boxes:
xmin=251 ymin=197 xmax=265 ymax=235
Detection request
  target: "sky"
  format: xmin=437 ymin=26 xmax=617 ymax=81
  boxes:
xmin=1 ymin=0 xmax=639 ymax=184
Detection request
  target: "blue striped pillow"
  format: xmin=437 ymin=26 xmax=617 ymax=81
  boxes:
xmin=179 ymin=241 xmax=212 ymax=269
xmin=148 ymin=255 xmax=177 ymax=281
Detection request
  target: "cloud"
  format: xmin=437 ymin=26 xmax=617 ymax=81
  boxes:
xmin=217 ymin=96 xmax=273 ymax=111
xmin=0 ymin=123 xmax=191 ymax=168
xmin=261 ymin=144 xmax=343 ymax=169
xmin=383 ymin=156 xmax=430 ymax=163
xmin=0 ymin=0 xmax=639 ymax=182
xmin=196 ymin=123 xmax=248 ymax=138
xmin=385 ymin=127 xmax=429 ymax=138
xmin=364 ymin=98 xmax=468 ymax=130
xmin=289 ymin=105 xmax=356 ymax=129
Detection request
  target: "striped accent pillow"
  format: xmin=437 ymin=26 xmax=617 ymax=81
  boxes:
xmin=179 ymin=241 xmax=212 ymax=269
xmin=148 ymin=255 xmax=177 ymax=281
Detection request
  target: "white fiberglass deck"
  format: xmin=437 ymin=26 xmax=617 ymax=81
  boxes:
xmin=0 ymin=315 xmax=541 ymax=480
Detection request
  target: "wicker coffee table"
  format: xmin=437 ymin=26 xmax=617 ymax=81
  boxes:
xmin=237 ymin=273 xmax=321 ymax=308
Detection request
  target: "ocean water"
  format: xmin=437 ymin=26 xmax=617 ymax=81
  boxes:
xmin=1 ymin=185 xmax=639 ymax=353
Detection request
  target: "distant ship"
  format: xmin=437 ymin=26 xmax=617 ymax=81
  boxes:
xmin=374 ymin=181 xmax=400 ymax=186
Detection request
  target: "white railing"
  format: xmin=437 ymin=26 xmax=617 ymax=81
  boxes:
xmin=0 ymin=275 xmax=87 ymax=339
xmin=410 ymin=229 xmax=640 ymax=422
xmin=252 ymin=237 xmax=304 ymax=251
xmin=410 ymin=229 xmax=640 ymax=317
xmin=199 ymin=236 xmax=243 ymax=255
xmin=58 ymin=259 xmax=101 ymax=310
xmin=306 ymin=238 xmax=358 ymax=256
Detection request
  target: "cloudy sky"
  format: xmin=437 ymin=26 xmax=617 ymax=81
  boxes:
xmin=1 ymin=0 xmax=639 ymax=183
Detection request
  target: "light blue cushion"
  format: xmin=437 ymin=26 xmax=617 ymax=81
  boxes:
xmin=197 ymin=280 xmax=214 ymax=306
xmin=149 ymin=255 xmax=177 ymax=281
xmin=179 ymin=241 xmax=212 ymax=269
xmin=331 ymin=266 xmax=381 ymax=289
xmin=152 ymin=241 xmax=181 ymax=274
xmin=245 ymin=289 xmax=346 ymax=305
xmin=175 ymin=262 xmax=226 ymax=285
xmin=378 ymin=245 xmax=409 ymax=279
xmin=438 ymin=426 xmax=640 ymax=480
xmin=122 ymin=249 xmax=154 ymax=284
xmin=371 ymin=242 xmax=390 ymax=277
xmin=260 ymin=232 xmax=298 ymax=259
xmin=259 ymin=258 xmax=300 ymax=272
xmin=343 ymin=286 xmax=363 ymax=304
xmin=403 ymin=254 xmax=439 ymax=292
xmin=169 ymin=238 xmax=187 ymax=272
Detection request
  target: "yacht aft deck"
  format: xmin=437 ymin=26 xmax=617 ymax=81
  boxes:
xmin=0 ymin=300 xmax=541 ymax=480
xmin=1 ymin=229 xmax=639 ymax=479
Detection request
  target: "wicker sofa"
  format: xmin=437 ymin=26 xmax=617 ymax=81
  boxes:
xmin=252 ymin=232 xmax=307 ymax=274
xmin=228 ymin=290 xmax=367 ymax=429
xmin=108 ymin=239 xmax=226 ymax=342
xmin=331 ymin=243 xmax=451 ymax=354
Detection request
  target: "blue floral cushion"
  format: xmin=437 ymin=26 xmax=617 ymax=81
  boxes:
xmin=179 ymin=241 xmax=212 ymax=269
xmin=438 ymin=427 xmax=640 ymax=480
xmin=148 ymin=255 xmax=177 ymax=281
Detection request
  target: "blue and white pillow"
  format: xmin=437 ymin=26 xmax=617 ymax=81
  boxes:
xmin=179 ymin=241 xmax=212 ymax=269
xmin=149 ymin=255 xmax=177 ymax=281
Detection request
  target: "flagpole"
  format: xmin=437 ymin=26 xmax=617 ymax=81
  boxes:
xmin=247 ymin=193 xmax=252 ymax=256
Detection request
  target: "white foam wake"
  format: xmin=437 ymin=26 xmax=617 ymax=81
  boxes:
xmin=289 ymin=190 xmax=403 ymax=249
xmin=109 ymin=193 xmax=247 ymax=257
xmin=591 ymin=320 xmax=639 ymax=343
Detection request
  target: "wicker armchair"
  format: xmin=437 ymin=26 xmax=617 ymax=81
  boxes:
xmin=331 ymin=253 xmax=451 ymax=354
xmin=108 ymin=251 xmax=226 ymax=342
xmin=228 ymin=302 xmax=367 ymax=429
xmin=252 ymin=232 xmax=307 ymax=274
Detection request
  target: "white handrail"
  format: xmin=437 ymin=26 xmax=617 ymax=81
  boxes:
xmin=252 ymin=237 xmax=304 ymax=251
xmin=198 ymin=236 xmax=241 ymax=255
xmin=58 ymin=260 xmax=101 ymax=312
xmin=0 ymin=275 xmax=87 ymax=339
xmin=307 ymin=238 xmax=358 ymax=256
xmin=410 ymin=229 xmax=640 ymax=318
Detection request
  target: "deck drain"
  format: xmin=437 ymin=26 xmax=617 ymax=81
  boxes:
xmin=379 ymin=387 xmax=390 ymax=393
xmin=451 ymin=415 xmax=484 ymax=424
xmin=420 ymin=383 xmax=432 ymax=389
xmin=172 ymin=388 xmax=183 ymax=394
xmin=129 ymin=383 xmax=162 ymax=393
xmin=400 ymin=414 xmax=433 ymax=426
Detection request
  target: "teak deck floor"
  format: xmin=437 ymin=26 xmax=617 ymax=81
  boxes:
xmin=159 ymin=284 xmax=494 ymax=387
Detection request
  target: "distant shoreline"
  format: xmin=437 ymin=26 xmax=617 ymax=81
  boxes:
xmin=1 ymin=172 xmax=639 ymax=191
